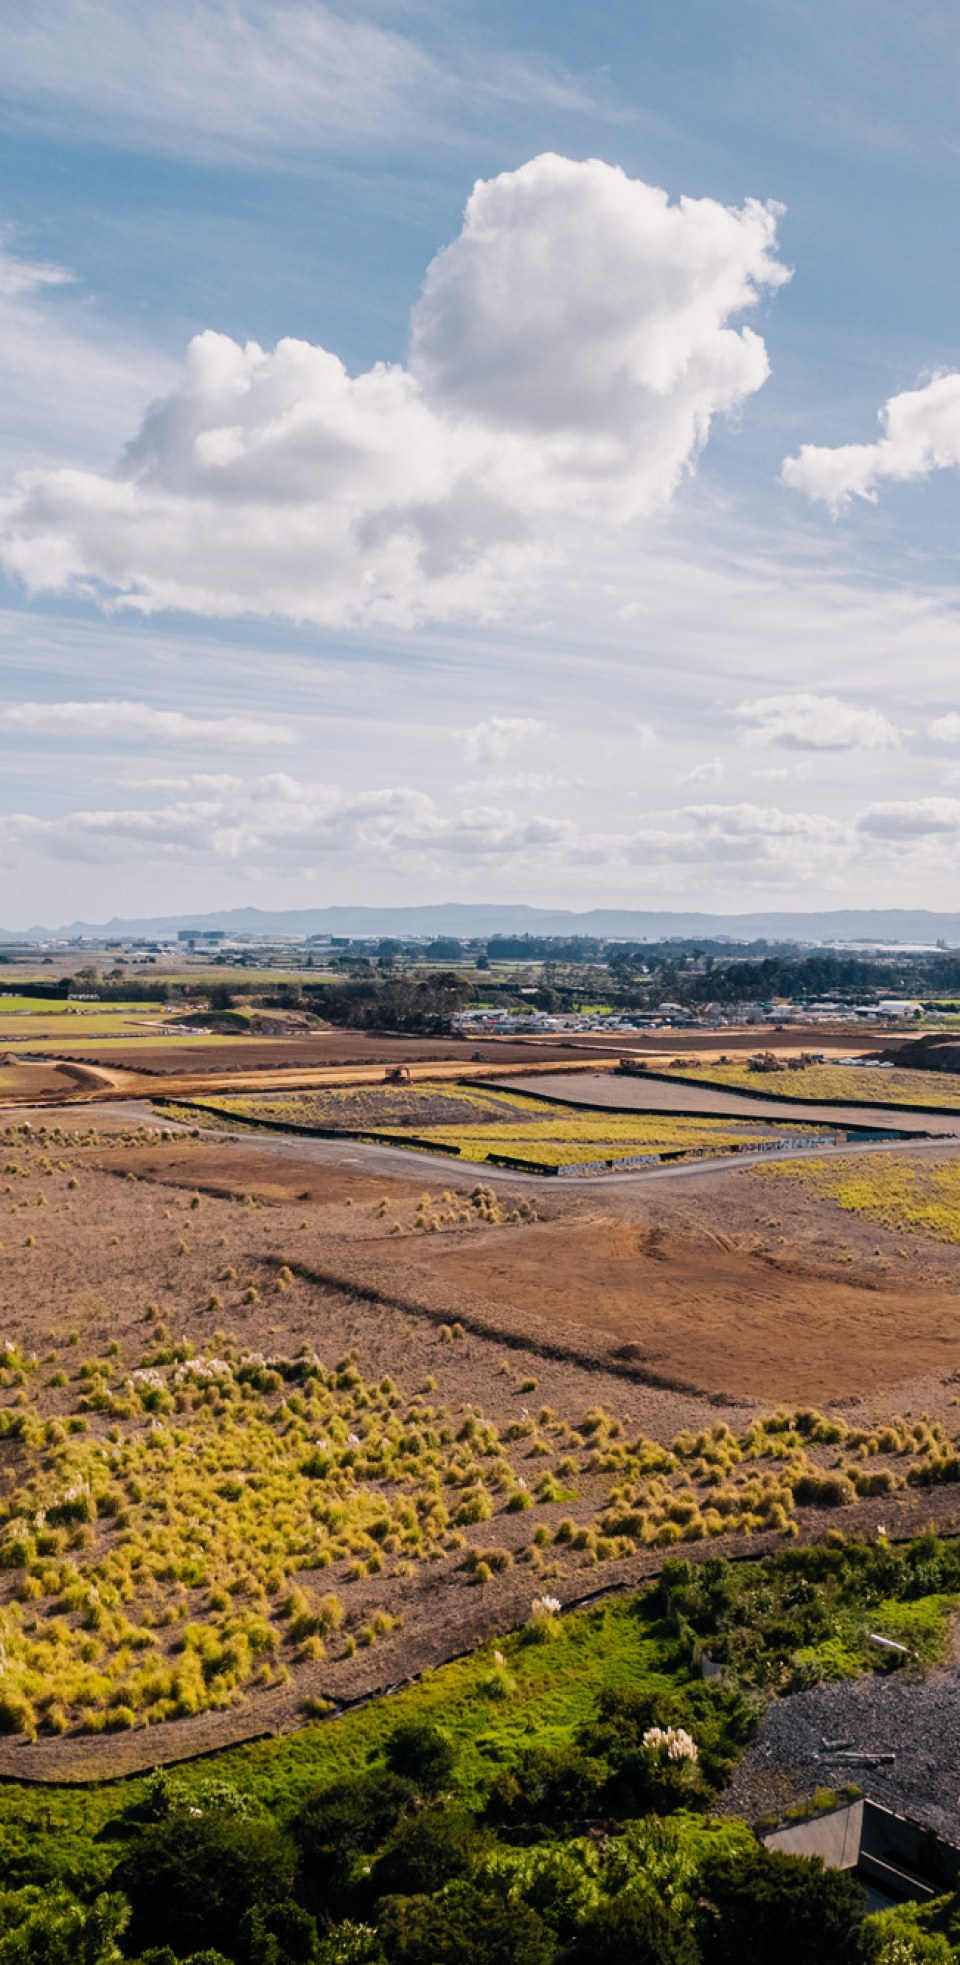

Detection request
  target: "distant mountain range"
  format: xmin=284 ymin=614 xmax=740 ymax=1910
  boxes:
xmin=4 ymin=904 xmax=960 ymax=945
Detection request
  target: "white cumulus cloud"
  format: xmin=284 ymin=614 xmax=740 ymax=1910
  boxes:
xmin=857 ymin=797 xmax=960 ymax=839
xmin=0 ymin=700 xmax=295 ymax=747
xmin=735 ymin=692 xmax=900 ymax=751
xmin=459 ymin=717 xmax=545 ymax=762
xmin=929 ymin=713 xmax=960 ymax=742
xmin=782 ymin=371 xmax=960 ymax=511
xmin=0 ymin=156 xmax=788 ymax=628
xmin=4 ymin=775 xmax=939 ymax=900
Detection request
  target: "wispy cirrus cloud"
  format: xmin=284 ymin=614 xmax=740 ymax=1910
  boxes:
xmin=0 ymin=228 xmax=172 ymax=469
xmin=0 ymin=1 xmax=605 ymax=167
xmin=0 ymin=700 xmax=296 ymax=747
xmin=0 ymin=1 xmax=434 ymax=164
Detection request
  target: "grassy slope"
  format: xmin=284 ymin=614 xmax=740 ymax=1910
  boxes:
xmin=0 ymin=1590 xmax=687 ymax=1887
xmin=3 ymin=1553 xmax=957 ymax=1895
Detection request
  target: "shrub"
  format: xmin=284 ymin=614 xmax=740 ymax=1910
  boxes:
xmin=568 ymin=1892 xmax=700 ymax=1965
xmin=367 ymin=1803 xmax=479 ymax=1901
xmin=111 ymin=1811 xmax=296 ymax=1957
xmin=791 ymin=1473 xmax=856 ymax=1508
xmin=380 ymin=1881 xmax=553 ymax=1965
xmin=236 ymin=1900 xmax=318 ymax=1965
xmin=384 ymin=1718 xmax=457 ymax=1794
xmin=291 ymin=1771 xmax=416 ymax=1918
xmin=0 ymin=1689 xmax=36 ymax=1737
xmin=697 ymin=1845 xmax=871 ymax=1965
xmin=487 ymin=1742 xmax=605 ymax=1827
xmin=454 ymin=1489 xmax=493 ymax=1526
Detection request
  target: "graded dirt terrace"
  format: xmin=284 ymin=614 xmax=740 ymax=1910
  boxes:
xmin=378 ymin=1213 xmax=960 ymax=1404
xmin=501 ymin=1069 xmax=960 ymax=1137
xmin=60 ymin=1102 xmax=960 ymax=1412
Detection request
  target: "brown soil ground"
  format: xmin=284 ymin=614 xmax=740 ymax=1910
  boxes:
xmin=503 ymin=1070 xmax=960 ymax=1136
xmin=885 ymin=1033 xmax=960 ymax=1072
xmin=0 ymin=1059 xmax=104 ymax=1099
xmin=17 ymin=1101 xmax=960 ymax=1413
xmin=24 ymin=1030 xmax=611 ymax=1077
xmin=87 ymin=1137 xmax=431 ymax=1208
xmin=5 ymin=1100 xmax=960 ymax=1776
xmin=14 ymin=1020 xmax=892 ymax=1080
xmin=380 ymin=1216 xmax=960 ymax=1404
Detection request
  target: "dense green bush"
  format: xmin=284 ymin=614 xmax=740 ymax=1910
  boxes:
xmin=235 ymin=1901 xmax=318 ymax=1965
xmin=368 ymin=1805 xmax=480 ymax=1901
xmin=697 ymin=1846 xmax=872 ymax=1964
xmin=111 ymin=1814 xmax=295 ymax=1958
xmin=379 ymin=1881 xmax=553 ymax=1965
xmin=291 ymin=1774 xmax=416 ymax=1918
xmin=661 ymin=1535 xmax=960 ymax=1685
xmin=567 ymin=1890 xmax=701 ymax=1965
xmin=382 ymin=1720 xmax=456 ymax=1795
xmin=486 ymin=1742 xmax=606 ymax=1828
xmin=0 ymin=1886 xmax=129 ymax=1965
xmin=578 ymin=1682 xmax=752 ymax=1808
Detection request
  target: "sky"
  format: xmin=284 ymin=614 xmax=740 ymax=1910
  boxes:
xmin=3 ymin=1 xmax=960 ymax=928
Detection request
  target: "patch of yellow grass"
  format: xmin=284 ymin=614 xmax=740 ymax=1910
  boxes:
xmin=214 ymin=1081 xmax=813 ymax=1167
xmin=765 ymin=1152 xmax=960 ymax=1242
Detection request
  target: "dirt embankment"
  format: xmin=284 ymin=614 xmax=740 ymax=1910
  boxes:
xmin=886 ymin=1033 xmax=960 ymax=1073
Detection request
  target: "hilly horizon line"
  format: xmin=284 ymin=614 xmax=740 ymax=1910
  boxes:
xmin=5 ymin=903 xmax=960 ymax=945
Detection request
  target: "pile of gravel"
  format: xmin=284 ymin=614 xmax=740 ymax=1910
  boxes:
xmin=721 ymin=1665 xmax=960 ymax=1842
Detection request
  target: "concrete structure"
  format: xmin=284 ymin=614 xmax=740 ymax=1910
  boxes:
xmin=765 ymin=1798 xmax=960 ymax=1910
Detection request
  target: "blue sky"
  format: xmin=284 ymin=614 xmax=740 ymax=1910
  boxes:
xmin=2 ymin=0 xmax=960 ymax=928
